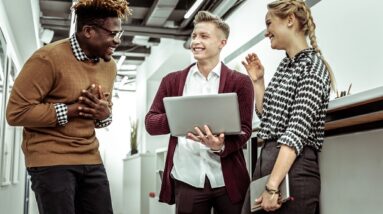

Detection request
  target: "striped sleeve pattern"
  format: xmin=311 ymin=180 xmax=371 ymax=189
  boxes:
xmin=258 ymin=48 xmax=330 ymax=155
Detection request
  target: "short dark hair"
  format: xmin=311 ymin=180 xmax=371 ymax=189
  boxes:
xmin=72 ymin=0 xmax=132 ymax=31
xmin=193 ymin=11 xmax=230 ymax=38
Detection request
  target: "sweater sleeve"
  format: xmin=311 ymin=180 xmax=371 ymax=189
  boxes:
xmin=6 ymin=54 xmax=58 ymax=127
xmin=220 ymin=75 xmax=254 ymax=158
xmin=145 ymin=75 xmax=171 ymax=135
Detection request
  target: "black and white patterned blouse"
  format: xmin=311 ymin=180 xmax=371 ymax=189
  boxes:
xmin=257 ymin=48 xmax=331 ymax=155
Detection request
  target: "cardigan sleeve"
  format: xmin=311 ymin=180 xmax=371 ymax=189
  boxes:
xmin=220 ymin=75 xmax=254 ymax=158
xmin=145 ymin=75 xmax=171 ymax=135
xmin=6 ymin=54 xmax=58 ymax=127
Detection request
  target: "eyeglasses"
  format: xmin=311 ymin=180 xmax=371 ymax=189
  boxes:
xmin=91 ymin=24 xmax=124 ymax=40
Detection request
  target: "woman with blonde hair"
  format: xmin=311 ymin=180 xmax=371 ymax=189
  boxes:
xmin=241 ymin=0 xmax=334 ymax=213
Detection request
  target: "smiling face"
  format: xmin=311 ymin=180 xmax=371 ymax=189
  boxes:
xmin=190 ymin=22 xmax=227 ymax=63
xmin=264 ymin=11 xmax=291 ymax=50
xmin=88 ymin=17 xmax=122 ymax=62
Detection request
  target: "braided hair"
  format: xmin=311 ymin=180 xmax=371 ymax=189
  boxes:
xmin=267 ymin=0 xmax=336 ymax=91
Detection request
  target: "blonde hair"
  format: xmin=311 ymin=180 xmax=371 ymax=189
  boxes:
xmin=268 ymin=0 xmax=336 ymax=91
xmin=193 ymin=11 xmax=230 ymax=39
xmin=73 ymin=0 xmax=132 ymax=30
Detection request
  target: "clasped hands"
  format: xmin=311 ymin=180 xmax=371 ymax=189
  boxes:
xmin=187 ymin=125 xmax=225 ymax=152
xmin=68 ymin=84 xmax=111 ymax=121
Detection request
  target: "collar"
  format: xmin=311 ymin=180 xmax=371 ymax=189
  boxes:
xmin=190 ymin=62 xmax=222 ymax=78
xmin=177 ymin=62 xmax=230 ymax=95
xmin=70 ymin=34 xmax=100 ymax=63
xmin=284 ymin=47 xmax=316 ymax=63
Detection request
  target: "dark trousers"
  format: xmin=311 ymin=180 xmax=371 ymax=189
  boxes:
xmin=241 ymin=141 xmax=320 ymax=214
xmin=27 ymin=164 xmax=113 ymax=214
xmin=174 ymin=177 xmax=243 ymax=214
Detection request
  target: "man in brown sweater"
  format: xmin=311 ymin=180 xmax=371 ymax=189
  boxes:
xmin=145 ymin=11 xmax=254 ymax=214
xmin=6 ymin=0 xmax=131 ymax=213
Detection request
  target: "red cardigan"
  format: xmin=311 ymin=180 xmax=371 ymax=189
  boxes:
xmin=145 ymin=63 xmax=254 ymax=204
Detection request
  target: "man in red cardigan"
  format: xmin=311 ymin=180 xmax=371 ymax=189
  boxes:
xmin=145 ymin=11 xmax=254 ymax=214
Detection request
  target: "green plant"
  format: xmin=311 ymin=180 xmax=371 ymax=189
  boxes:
xmin=130 ymin=119 xmax=138 ymax=155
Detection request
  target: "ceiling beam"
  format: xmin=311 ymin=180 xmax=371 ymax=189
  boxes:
xmin=144 ymin=0 xmax=179 ymax=26
xmin=42 ymin=23 xmax=192 ymax=40
xmin=114 ymin=46 xmax=151 ymax=57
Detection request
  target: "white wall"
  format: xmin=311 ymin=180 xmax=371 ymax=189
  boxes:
xmin=0 ymin=0 xmax=22 ymax=68
xmin=135 ymin=38 xmax=191 ymax=153
xmin=96 ymin=91 xmax=137 ymax=214
xmin=0 ymin=0 xmax=40 ymax=213
xmin=0 ymin=164 xmax=26 ymax=214
xmin=222 ymin=0 xmax=383 ymax=95
xmin=312 ymin=0 xmax=383 ymax=94
xmin=1 ymin=0 xmax=40 ymax=65
xmin=320 ymin=129 xmax=383 ymax=213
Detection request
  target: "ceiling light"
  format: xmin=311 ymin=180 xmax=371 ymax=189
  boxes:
xmin=69 ymin=1 xmax=77 ymax=36
xmin=184 ymin=0 xmax=204 ymax=19
xmin=132 ymin=35 xmax=149 ymax=46
xmin=40 ymin=29 xmax=54 ymax=44
xmin=117 ymin=55 xmax=126 ymax=70
xmin=120 ymin=64 xmax=137 ymax=71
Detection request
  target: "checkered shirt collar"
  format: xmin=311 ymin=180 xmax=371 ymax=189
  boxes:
xmin=70 ymin=34 xmax=100 ymax=63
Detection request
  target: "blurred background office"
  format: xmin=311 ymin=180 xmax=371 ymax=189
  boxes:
xmin=0 ymin=0 xmax=382 ymax=213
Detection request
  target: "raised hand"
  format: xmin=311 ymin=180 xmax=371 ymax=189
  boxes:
xmin=242 ymin=53 xmax=265 ymax=82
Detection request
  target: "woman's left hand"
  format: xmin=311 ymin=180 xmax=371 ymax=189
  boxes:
xmin=255 ymin=190 xmax=282 ymax=212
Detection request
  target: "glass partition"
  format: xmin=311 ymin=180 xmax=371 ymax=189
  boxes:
xmin=0 ymin=28 xmax=6 ymax=144
xmin=0 ymin=28 xmax=21 ymax=186
xmin=0 ymin=28 xmax=7 ymax=184
xmin=1 ymin=57 xmax=15 ymax=186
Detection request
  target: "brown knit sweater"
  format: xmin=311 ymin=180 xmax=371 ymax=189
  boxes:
xmin=6 ymin=39 xmax=116 ymax=167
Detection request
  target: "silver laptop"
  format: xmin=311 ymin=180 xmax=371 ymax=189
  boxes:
xmin=163 ymin=93 xmax=241 ymax=137
xmin=250 ymin=174 xmax=290 ymax=212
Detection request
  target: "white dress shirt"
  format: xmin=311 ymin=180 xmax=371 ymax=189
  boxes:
xmin=171 ymin=62 xmax=225 ymax=188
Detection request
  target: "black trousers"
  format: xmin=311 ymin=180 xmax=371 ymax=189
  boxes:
xmin=241 ymin=141 xmax=320 ymax=214
xmin=174 ymin=177 xmax=243 ymax=214
xmin=27 ymin=164 xmax=113 ymax=214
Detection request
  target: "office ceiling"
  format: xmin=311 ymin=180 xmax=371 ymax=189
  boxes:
xmin=39 ymin=0 xmax=245 ymax=91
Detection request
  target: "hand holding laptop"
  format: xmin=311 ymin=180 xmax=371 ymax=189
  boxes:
xmin=187 ymin=125 xmax=225 ymax=151
xmin=250 ymin=174 xmax=291 ymax=212
xmin=251 ymin=190 xmax=283 ymax=212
